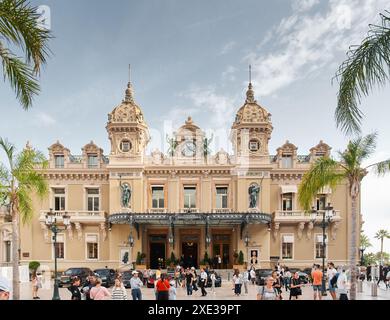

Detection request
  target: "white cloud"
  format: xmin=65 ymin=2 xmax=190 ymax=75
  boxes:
xmin=222 ymin=65 xmax=237 ymax=81
xmin=219 ymin=41 xmax=236 ymax=55
xmin=34 ymin=112 xmax=56 ymax=126
xmin=292 ymin=0 xmax=320 ymax=12
xmin=246 ymin=0 xmax=387 ymax=97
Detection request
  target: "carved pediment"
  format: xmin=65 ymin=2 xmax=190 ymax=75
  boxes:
xmin=310 ymin=140 xmax=331 ymax=157
xmin=277 ymin=140 xmax=298 ymax=156
xmin=82 ymin=141 xmax=103 ymax=156
xmin=48 ymin=141 xmax=70 ymax=155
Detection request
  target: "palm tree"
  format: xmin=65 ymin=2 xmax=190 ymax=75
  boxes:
xmin=0 ymin=138 xmax=48 ymax=300
xmin=335 ymin=10 xmax=390 ymax=134
xmin=374 ymin=229 xmax=390 ymax=265
xmin=298 ymin=133 xmax=390 ymax=300
xmin=360 ymin=233 xmax=372 ymax=250
xmin=0 ymin=0 xmax=52 ymax=109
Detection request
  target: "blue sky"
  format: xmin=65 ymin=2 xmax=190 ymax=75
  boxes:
xmin=0 ymin=0 xmax=389 ymax=254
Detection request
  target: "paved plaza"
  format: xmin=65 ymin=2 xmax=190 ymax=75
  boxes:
xmin=18 ymin=279 xmax=389 ymax=300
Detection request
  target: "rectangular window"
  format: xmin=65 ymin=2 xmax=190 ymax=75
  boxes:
xmin=54 ymin=155 xmax=64 ymax=168
xmin=152 ymin=186 xmax=164 ymax=208
xmin=282 ymin=235 xmax=294 ymax=259
xmin=282 ymin=193 xmax=293 ymax=211
xmin=87 ymin=188 xmax=99 ymax=211
xmin=216 ymin=187 xmax=228 ymax=208
xmin=184 ymin=187 xmax=196 ymax=209
xmin=86 ymin=235 xmax=98 ymax=260
xmin=5 ymin=241 xmax=11 ymax=262
xmin=87 ymin=154 xmax=98 ymax=168
xmin=53 ymin=188 xmax=65 ymax=211
xmin=316 ymin=195 xmax=326 ymax=211
xmin=281 ymin=155 xmax=293 ymax=168
xmin=315 ymin=235 xmax=327 ymax=259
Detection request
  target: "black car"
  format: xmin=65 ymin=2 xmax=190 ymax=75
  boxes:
xmin=94 ymin=269 xmax=116 ymax=288
xmin=255 ymin=269 xmax=273 ymax=286
xmin=59 ymin=268 xmax=94 ymax=287
xmin=121 ymin=270 xmax=144 ymax=289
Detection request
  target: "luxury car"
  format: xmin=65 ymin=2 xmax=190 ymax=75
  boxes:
xmin=255 ymin=269 xmax=273 ymax=286
xmin=93 ymin=268 xmax=117 ymax=287
xmin=59 ymin=268 xmax=94 ymax=287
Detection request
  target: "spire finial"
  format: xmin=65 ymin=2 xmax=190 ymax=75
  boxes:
xmin=128 ymin=64 xmax=131 ymax=83
xmin=249 ymin=64 xmax=252 ymax=84
xmin=124 ymin=64 xmax=134 ymax=103
xmin=246 ymin=65 xmax=256 ymax=103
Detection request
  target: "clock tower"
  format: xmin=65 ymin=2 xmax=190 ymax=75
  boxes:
xmin=230 ymin=80 xmax=273 ymax=164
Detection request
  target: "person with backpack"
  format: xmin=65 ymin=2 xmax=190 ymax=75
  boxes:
xmin=257 ymin=276 xmax=280 ymax=300
xmin=89 ymin=278 xmax=111 ymax=300
xmin=327 ymin=262 xmax=338 ymax=300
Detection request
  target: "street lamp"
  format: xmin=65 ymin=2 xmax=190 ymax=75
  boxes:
xmin=205 ymin=234 xmax=211 ymax=248
xmin=359 ymin=246 xmax=365 ymax=266
xmin=311 ymin=203 xmax=335 ymax=296
xmin=45 ymin=208 xmax=70 ymax=300
xmin=244 ymin=232 xmax=250 ymax=247
xmin=128 ymin=234 xmax=134 ymax=247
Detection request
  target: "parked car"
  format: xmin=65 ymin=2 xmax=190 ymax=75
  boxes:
xmin=255 ymin=269 xmax=273 ymax=286
xmin=59 ymin=268 xmax=94 ymax=287
xmin=121 ymin=270 xmax=145 ymax=289
xmin=94 ymin=268 xmax=116 ymax=287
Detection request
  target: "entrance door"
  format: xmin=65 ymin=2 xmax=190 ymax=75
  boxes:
xmin=212 ymin=234 xmax=231 ymax=269
xmin=181 ymin=242 xmax=198 ymax=269
xmin=149 ymin=236 xmax=166 ymax=269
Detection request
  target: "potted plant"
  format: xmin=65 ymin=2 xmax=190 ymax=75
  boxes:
xmin=233 ymin=251 xmax=245 ymax=271
xmin=200 ymin=252 xmax=210 ymax=269
xmin=135 ymin=251 xmax=147 ymax=270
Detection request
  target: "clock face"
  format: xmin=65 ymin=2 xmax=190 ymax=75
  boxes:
xmin=182 ymin=141 xmax=196 ymax=157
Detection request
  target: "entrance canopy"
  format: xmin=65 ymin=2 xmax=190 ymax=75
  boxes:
xmin=107 ymin=212 xmax=272 ymax=226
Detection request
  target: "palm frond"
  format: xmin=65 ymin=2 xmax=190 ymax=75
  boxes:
xmin=0 ymin=137 xmax=15 ymax=168
xmin=368 ymin=159 xmax=390 ymax=176
xmin=16 ymin=186 xmax=33 ymax=224
xmin=298 ymin=157 xmax=345 ymax=211
xmin=0 ymin=0 xmax=52 ymax=74
xmin=0 ymin=42 xmax=40 ymax=109
xmin=335 ymin=11 xmax=390 ymax=135
xmin=375 ymin=229 xmax=390 ymax=239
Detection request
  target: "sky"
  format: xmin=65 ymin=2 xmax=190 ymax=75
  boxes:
xmin=0 ymin=0 xmax=389 ymax=254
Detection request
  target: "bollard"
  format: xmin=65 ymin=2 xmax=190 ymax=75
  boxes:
xmin=357 ymin=279 xmax=363 ymax=293
xmin=371 ymin=281 xmax=378 ymax=297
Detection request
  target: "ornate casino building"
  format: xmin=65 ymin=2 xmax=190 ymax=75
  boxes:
xmin=7 ymin=78 xmax=360 ymax=271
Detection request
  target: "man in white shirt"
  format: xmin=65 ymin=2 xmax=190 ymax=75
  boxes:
xmin=336 ymin=268 xmax=348 ymax=300
xmin=250 ymin=268 xmax=256 ymax=285
xmin=200 ymin=268 xmax=208 ymax=296
xmin=327 ymin=262 xmax=338 ymax=300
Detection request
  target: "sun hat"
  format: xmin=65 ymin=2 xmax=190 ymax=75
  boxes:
xmin=0 ymin=276 xmax=11 ymax=292
xmin=132 ymin=270 xmax=139 ymax=275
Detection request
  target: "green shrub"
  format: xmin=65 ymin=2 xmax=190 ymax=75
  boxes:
xmin=29 ymin=261 xmax=40 ymax=271
xmin=238 ymin=251 xmax=244 ymax=265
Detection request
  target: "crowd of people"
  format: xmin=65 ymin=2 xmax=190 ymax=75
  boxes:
xmin=365 ymin=263 xmax=390 ymax=289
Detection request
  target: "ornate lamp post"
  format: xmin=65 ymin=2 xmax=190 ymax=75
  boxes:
xmin=311 ymin=203 xmax=335 ymax=296
xmin=45 ymin=209 xmax=70 ymax=300
xmin=244 ymin=232 xmax=250 ymax=247
xmin=359 ymin=245 xmax=365 ymax=266
xmin=128 ymin=232 xmax=134 ymax=268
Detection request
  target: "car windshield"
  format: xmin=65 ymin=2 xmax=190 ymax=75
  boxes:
xmin=94 ymin=269 xmax=110 ymax=275
xmin=64 ymin=268 xmax=82 ymax=275
xmin=122 ymin=273 xmax=132 ymax=279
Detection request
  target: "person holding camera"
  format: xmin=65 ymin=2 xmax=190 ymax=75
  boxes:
xmin=289 ymin=272 xmax=303 ymax=300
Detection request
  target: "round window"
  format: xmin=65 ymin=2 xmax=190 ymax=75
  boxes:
xmin=248 ymin=139 xmax=260 ymax=152
xmin=120 ymin=140 xmax=132 ymax=152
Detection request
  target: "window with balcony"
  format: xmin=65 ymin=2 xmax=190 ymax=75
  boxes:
xmin=151 ymin=186 xmax=165 ymax=208
xmin=86 ymin=234 xmax=98 ymax=260
xmin=316 ymin=195 xmax=326 ymax=211
xmin=281 ymin=235 xmax=294 ymax=259
xmin=54 ymin=155 xmax=64 ymax=168
xmin=216 ymin=187 xmax=228 ymax=209
xmin=281 ymin=155 xmax=293 ymax=168
xmin=282 ymin=193 xmax=293 ymax=211
xmin=87 ymin=188 xmax=99 ymax=211
xmin=54 ymin=234 xmax=65 ymax=259
xmin=53 ymin=188 xmax=65 ymax=211
xmin=87 ymin=154 xmax=98 ymax=168
xmin=184 ymin=187 xmax=196 ymax=209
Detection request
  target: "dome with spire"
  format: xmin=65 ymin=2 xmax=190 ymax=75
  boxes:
xmin=232 ymin=82 xmax=272 ymax=128
xmin=107 ymin=82 xmax=147 ymax=126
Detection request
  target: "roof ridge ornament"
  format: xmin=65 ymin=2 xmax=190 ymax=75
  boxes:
xmin=246 ymin=65 xmax=256 ymax=104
